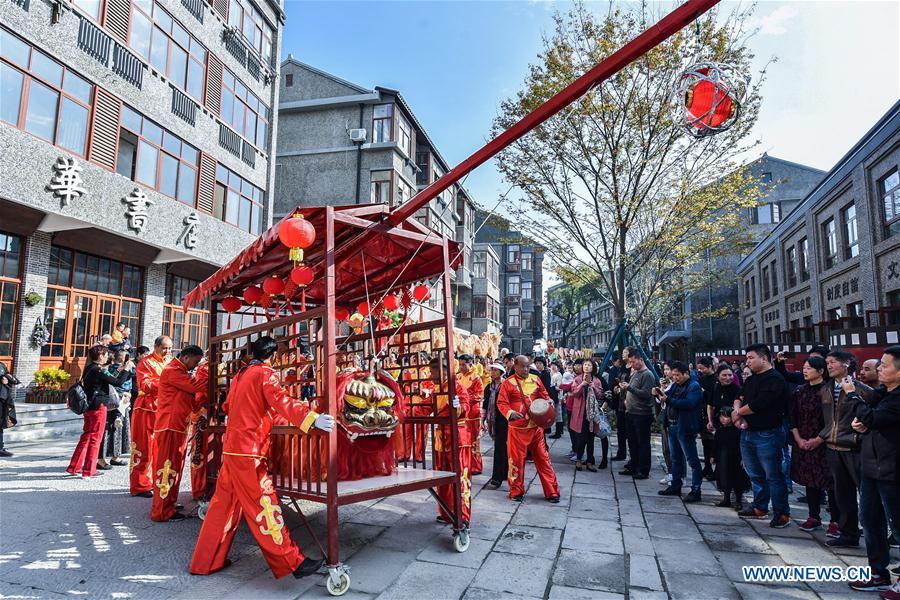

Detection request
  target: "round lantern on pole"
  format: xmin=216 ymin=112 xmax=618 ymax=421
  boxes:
xmin=278 ymin=214 xmax=316 ymax=263
xmin=358 ymin=301 xmax=370 ymax=317
xmin=383 ymin=294 xmax=400 ymax=311
xmin=412 ymin=284 xmax=431 ymax=302
xmin=670 ymin=62 xmax=748 ymax=138
xmin=290 ymin=265 xmax=314 ymax=287
xmin=221 ymin=295 xmax=242 ymax=328
xmin=243 ymin=286 xmax=263 ymax=305
xmin=334 ymin=306 xmax=350 ymax=321
xmin=263 ymin=276 xmax=285 ymax=296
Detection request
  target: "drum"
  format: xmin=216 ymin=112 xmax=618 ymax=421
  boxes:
xmin=527 ymin=398 xmax=556 ymax=429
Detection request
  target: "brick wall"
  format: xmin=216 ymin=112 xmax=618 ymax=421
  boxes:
xmin=141 ymin=264 xmax=166 ymax=346
xmin=12 ymin=231 xmax=52 ymax=399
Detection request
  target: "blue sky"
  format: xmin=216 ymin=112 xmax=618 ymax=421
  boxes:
xmin=281 ymin=1 xmax=899 ymax=212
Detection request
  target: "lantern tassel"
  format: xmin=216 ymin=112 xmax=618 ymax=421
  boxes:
xmin=289 ymin=248 xmax=304 ymax=263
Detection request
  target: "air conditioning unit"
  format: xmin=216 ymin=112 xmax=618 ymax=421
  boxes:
xmin=349 ymin=128 xmax=367 ymax=143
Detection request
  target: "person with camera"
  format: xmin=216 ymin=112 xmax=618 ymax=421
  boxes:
xmin=67 ymin=345 xmax=133 ymax=478
xmin=569 ymin=360 xmax=609 ymax=472
xmin=656 ymin=361 xmax=704 ymax=503
xmin=0 ymin=361 xmax=20 ymax=457
xmin=706 ymin=364 xmax=748 ymax=509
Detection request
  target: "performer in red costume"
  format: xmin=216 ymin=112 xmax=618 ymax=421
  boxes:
xmin=496 ymin=355 xmax=561 ymax=503
xmin=430 ymin=354 xmax=473 ymax=527
xmin=150 ymin=345 xmax=207 ymax=522
xmin=131 ymin=336 xmax=172 ymax=497
xmin=189 ymin=361 xmax=210 ymax=501
xmin=190 ymin=336 xmax=333 ymax=580
xmin=457 ymin=354 xmax=484 ymax=475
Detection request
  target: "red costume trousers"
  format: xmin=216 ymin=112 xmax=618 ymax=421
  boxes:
xmin=189 ymin=426 xmax=208 ymax=501
xmin=190 ymin=455 xmax=304 ymax=579
xmin=507 ymin=427 xmax=560 ymax=499
xmin=467 ymin=417 xmax=483 ymax=474
xmin=130 ymin=408 xmax=155 ymax=494
xmin=435 ymin=423 xmax=472 ymax=526
xmin=67 ymin=406 xmax=106 ymax=477
xmin=150 ymin=430 xmax=189 ymax=522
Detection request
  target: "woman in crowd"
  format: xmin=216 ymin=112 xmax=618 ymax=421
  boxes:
xmin=98 ymin=349 xmax=134 ymax=468
xmin=560 ymin=360 xmax=579 ymax=461
xmin=788 ymin=356 xmax=839 ymax=534
xmin=67 ymin=345 xmax=133 ymax=478
xmin=0 ymin=361 xmax=20 ymax=457
xmin=657 ymin=362 xmax=675 ymax=485
xmin=707 ymin=364 xmax=749 ymax=509
xmin=569 ymin=360 xmax=608 ymax=471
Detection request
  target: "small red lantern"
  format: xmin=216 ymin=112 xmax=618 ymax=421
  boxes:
xmin=383 ymin=294 xmax=400 ymax=311
xmin=278 ymin=214 xmax=316 ymax=262
xmin=221 ymin=296 xmax=242 ymax=313
xmin=358 ymin=301 xmax=370 ymax=317
xmin=335 ymin=306 xmax=350 ymax=321
xmin=412 ymin=284 xmax=431 ymax=302
xmin=671 ymin=62 xmax=748 ymax=138
xmin=290 ymin=265 xmax=314 ymax=287
xmin=243 ymin=286 xmax=263 ymax=305
xmin=263 ymin=276 xmax=284 ymax=296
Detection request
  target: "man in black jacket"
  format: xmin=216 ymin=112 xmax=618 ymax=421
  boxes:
xmin=846 ymin=346 xmax=900 ymax=593
xmin=482 ymin=363 xmax=508 ymax=489
xmin=696 ymin=357 xmax=717 ymax=480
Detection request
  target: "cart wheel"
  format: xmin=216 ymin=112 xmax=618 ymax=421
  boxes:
xmin=197 ymin=501 xmax=209 ymax=521
xmin=325 ymin=572 xmax=350 ymax=596
xmin=453 ymin=530 xmax=470 ymax=553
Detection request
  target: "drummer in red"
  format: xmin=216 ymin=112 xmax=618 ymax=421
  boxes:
xmin=150 ymin=345 xmax=208 ymax=522
xmin=190 ymin=336 xmax=332 ymax=580
xmin=189 ymin=361 xmax=210 ymax=502
xmin=456 ymin=354 xmax=484 ymax=475
xmin=131 ymin=336 xmax=172 ymax=497
xmin=430 ymin=354 xmax=473 ymax=527
xmin=496 ymin=355 xmax=561 ymax=503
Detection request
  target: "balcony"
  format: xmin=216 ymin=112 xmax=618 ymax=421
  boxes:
xmin=505 ymin=296 xmax=520 ymax=305
xmin=505 ymin=263 xmax=520 ymax=273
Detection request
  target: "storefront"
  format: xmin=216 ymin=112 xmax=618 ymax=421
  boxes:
xmin=0 ymin=231 xmax=22 ymax=369
xmin=162 ymin=273 xmax=209 ymax=350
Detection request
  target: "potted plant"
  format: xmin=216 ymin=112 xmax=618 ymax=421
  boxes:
xmin=23 ymin=290 xmax=44 ymax=307
xmin=26 ymin=366 xmax=71 ymax=404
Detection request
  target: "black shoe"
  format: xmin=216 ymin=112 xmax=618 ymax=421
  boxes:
xmin=486 ymin=479 xmax=501 ymax=490
xmin=658 ymin=486 xmax=681 ymax=496
xmin=176 ymin=504 xmax=184 ymax=510
xmin=549 ymin=434 xmax=562 ymax=439
xmin=547 ymin=496 xmax=560 ymax=504
xmin=109 ymin=458 xmax=127 ymax=466
xmin=0 ymin=449 xmax=12 ymax=457
xmin=683 ymin=491 xmax=702 ymax=504
xmin=734 ymin=495 xmax=744 ymax=511
xmin=511 ymin=494 xmax=525 ymax=503
xmin=702 ymin=466 xmax=715 ymax=481
xmin=96 ymin=463 xmax=113 ymax=471
xmin=611 ymin=454 xmax=627 ymax=461
xmin=715 ymin=498 xmax=732 ymax=508
xmin=826 ymin=537 xmax=859 ymax=548
xmin=293 ymin=557 xmax=325 ymax=579
xmin=618 ymin=469 xmax=635 ymax=476
xmin=168 ymin=512 xmax=187 ymax=522
xmin=598 ymin=459 xmax=607 ymax=469
xmin=133 ymin=491 xmax=153 ymax=498
xmin=633 ymin=473 xmax=649 ymax=480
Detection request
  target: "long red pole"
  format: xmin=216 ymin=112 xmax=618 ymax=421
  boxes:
xmin=387 ymin=0 xmax=721 ymax=227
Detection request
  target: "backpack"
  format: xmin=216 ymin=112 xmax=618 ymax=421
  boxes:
xmin=67 ymin=380 xmax=89 ymax=415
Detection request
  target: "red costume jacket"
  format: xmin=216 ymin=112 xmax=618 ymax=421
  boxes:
xmin=496 ymin=373 xmax=550 ymax=429
xmin=457 ymin=370 xmax=484 ymax=419
xmin=135 ymin=353 xmax=169 ymax=412
xmin=222 ymin=362 xmax=319 ymax=457
xmin=155 ymin=359 xmax=209 ymax=434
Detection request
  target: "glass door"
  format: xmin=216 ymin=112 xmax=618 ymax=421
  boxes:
xmin=97 ymin=296 xmax=121 ymax=344
xmin=69 ymin=294 xmax=96 ymax=360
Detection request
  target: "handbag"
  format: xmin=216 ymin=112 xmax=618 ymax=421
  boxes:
xmin=597 ymin=409 xmax=613 ymax=439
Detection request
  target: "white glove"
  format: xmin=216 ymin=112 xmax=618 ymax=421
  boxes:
xmin=313 ymin=413 xmax=334 ymax=432
xmin=452 ymin=395 xmax=461 ymax=409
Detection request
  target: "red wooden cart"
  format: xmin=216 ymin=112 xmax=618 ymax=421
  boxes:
xmin=182 ymin=2 xmax=725 ymax=594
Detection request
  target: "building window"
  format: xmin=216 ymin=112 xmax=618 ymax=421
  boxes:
xmin=162 ymin=274 xmax=208 ymax=349
xmin=521 ymin=281 xmax=532 ymax=301
xmin=41 ymin=246 xmax=143 ymax=361
xmin=882 ymin=169 xmax=900 ymax=237
xmin=0 ymin=232 xmax=22 ymax=361
xmin=0 ymin=29 xmax=93 ymax=157
xmin=284 ymin=73 xmax=293 ymax=87
xmin=131 ymin=0 xmax=205 ymax=102
xmin=770 ymin=260 xmax=778 ymax=296
xmin=751 ymin=276 xmax=756 ymax=305
xmin=522 ymin=313 xmax=532 ymax=332
xmin=521 ymin=253 xmax=532 ymax=271
xmin=395 ymin=176 xmax=414 ymax=208
xmin=743 ymin=279 xmax=751 ymax=308
xmin=508 ymin=307 xmax=520 ymax=328
xmin=785 ymin=246 xmax=797 ymax=288
xmin=370 ymin=170 xmax=391 ymax=205
xmin=372 ymin=104 xmax=393 ymax=143
xmin=221 ymin=67 xmax=269 ymax=150
xmin=214 ymin=163 xmax=264 ymax=234
xmin=798 ymin=238 xmax=810 ymax=281
xmin=507 ymin=245 xmax=519 ymax=263
xmin=847 ymin=301 xmax=864 ymax=326
xmin=822 ymin=218 xmax=837 ymax=269
xmin=761 ymin=265 xmax=770 ymax=300
xmin=842 ymin=203 xmax=858 ymax=259
xmin=396 ymin=111 xmax=412 ymax=157
xmin=508 ymin=276 xmax=520 ymax=296
xmin=227 ymin=0 xmax=274 ymax=64
xmin=473 ymin=252 xmax=486 ymax=279
xmin=71 ymin=0 xmax=104 ymax=21
xmin=827 ymin=307 xmax=843 ymax=322
xmin=752 ymin=203 xmax=780 ymax=224
xmin=117 ymin=105 xmax=199 ymax=206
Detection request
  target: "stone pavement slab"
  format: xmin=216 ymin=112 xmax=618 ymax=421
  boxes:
xmin=662 ymin=572 xmax=740 ymax=600
xmin=551 ymin=549 xmax=626 ymax=593
xmin=471 ymin=552 xmax=554 ymax=598
xmin=629 ymin=553 xmax=664 ymax=591
xmin=377 ymin=561 xmax=475 ymax=600
xmin=493 ymin=524 xmax=562 ymax=559
xmin=548 ymin=584 xmax=625 ymax=599
xmin=562 ymin=516 xmax=623 ymax=555
xmin=417 ymin=535 xmax=494 ymax=569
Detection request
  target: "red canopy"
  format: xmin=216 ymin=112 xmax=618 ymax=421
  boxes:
xmin=182 ymin=203 xmax=462 ymax=311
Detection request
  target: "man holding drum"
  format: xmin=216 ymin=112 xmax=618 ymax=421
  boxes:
xmin=497 ymin=355 xmax=561 ymax=503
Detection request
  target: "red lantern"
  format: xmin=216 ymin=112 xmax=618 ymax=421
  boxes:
xmin=290 ymin=265 xmax=314 ymax=287
xmin=685 ymin=68 xmax=733 ymax=129
xmin=358 ymin=301 xmax=370 ymax=317
xmin=263 ymin=276 xmax=284 ymax=296
xmin=672 ymin=63 xmax=748 ymax=138
xmin=221 ymin=296 xmax=242 ymax=313
xmin=243 ymin=286 xmax=263 ymax=305
xmin=278 ymin=215 xmax=316 ymax=262
xmin=383 ymin=294 xmax=400 ymax=311
xmin=412 ymin=284 xmax=431 ymax=302
xmin=334 ymin=306 xmax=350 ymax=321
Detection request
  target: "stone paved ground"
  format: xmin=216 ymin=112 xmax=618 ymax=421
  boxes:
xmin=1 ymin=432 xmax=896 ymax=599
